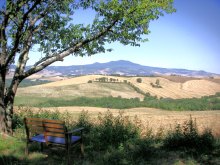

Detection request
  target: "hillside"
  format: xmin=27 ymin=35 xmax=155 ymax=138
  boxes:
xmin=16 ymin=75 xmax=220 ymax=99
xmin=43 ymin=60 xmax=220 ymax=77
xmin=8 ymin=61 xmax=220 ymax=80
xmin=17 ymin=76 xmax=144 ymax=99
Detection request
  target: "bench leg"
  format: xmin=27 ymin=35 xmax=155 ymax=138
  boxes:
xmin=40 ymin=142 xmax=44 ymax=152
xmin=80 ymin=141 xmax=84 ymax=158
xmin=25 ymin=142 xmax=29 ymax=155
xmin=66 ymin=145 xmax=70 ymax=165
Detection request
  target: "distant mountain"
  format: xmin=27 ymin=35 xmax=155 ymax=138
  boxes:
xmin=8 ymin=60 xmax=220 ymax=77
xmin=42 ymin=60 xmax=218 ymax=77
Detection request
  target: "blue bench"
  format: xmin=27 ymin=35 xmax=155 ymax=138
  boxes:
xmin=24 ymin=118 xmax=84 ymax=163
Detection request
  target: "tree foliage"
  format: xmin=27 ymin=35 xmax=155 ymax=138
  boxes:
xmin=1 ymin=0 xmax=175 ymax=77
xmin=0 ymin=0 xmax=175 ymax=133
xmin=136 ymin=78 xmax=142 ymax=83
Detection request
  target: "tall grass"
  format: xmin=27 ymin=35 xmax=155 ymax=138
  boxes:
xmin=1 ymin=108 xmax=219 ymax=164
xmin=163 ymin=115 xmax=215 ymax=153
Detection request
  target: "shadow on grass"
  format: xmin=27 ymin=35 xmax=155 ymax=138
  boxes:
xmin=6 ymin=109 xmax=220 ymax=164
xmin=0 ymin=146 xmax=84 ymax=165
xmin=0 ymin=153 xmax=47 ymax=165
xmin=1 ymin=137 xmax=220 ymax=165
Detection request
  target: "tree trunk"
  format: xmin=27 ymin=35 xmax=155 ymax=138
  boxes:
xmin=0 ymin=102 xmax=13 ymax=135
xmin=0 ymin=101 xmax=16 ymax=135
xmin=0 ymin=71 xmax=7 ymax=133
xmin=0 ymin=100 xmax=7 ymax=133
xmin=5 ymin=101 xmax=14 ymax=134
xmin=0 ymin=71 xmax=16 ymax=135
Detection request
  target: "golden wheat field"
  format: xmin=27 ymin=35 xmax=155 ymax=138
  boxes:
xmin=25 ymin=106 xmax=220 ymax=138
xmin=17 ymin=75 xmax=220 ymax=99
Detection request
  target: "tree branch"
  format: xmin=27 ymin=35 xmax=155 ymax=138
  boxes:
xmin=22 ymin=18 xmax=119 ymax=78
xmin=0 ymin=11 xmax=10 ymax=67
xmin=5 ymin=0 xmax=42 ymax=66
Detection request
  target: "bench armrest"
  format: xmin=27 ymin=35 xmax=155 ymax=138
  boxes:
xmin=66 ymin=127 xmax=84 ymax=134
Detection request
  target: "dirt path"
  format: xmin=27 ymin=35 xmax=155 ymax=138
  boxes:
xmin=30 ymin=106 xmax=220 ymax=137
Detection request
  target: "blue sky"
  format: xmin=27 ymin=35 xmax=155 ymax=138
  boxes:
xmin=1 ymin=0 xmax=220 ymax=74
xmin=52 ymin=0 xmax=220 ymax=74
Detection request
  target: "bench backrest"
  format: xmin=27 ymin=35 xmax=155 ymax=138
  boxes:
xmin=24 ymin=118 xmax=68 ymax=144
xmin=24 ymin=118 xmax=44 ymax=139
xmin=43 ymin=119 xmax=67 ymax=144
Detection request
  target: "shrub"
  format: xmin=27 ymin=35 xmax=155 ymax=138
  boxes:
xmin=163 ymin=116 xmax=215 ymax=153
xmin=155 ymin=79 xmax=160 ymax=86
xmin=88 ymin=80 xmax=92 ymax=83
xmin=8 ymin=108 xmax=219 ymax=164
xmin=88 ymin=110 xmax=140 ymax=150
xmin=136 ymin=78 xmax=142 ymax=83
xmin=13 ymin=106 xmax=69 ymax=129
xmin=75 ymin=110 xmax=92 ymax=132
xmin=150 ymin=79 xmax=162 ymax=88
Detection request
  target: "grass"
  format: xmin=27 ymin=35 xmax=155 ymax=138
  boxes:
xmin=1 ymin=108 xmax=220 ymax=164
xmin=17 ymin=82 xmax=144 ymax=99
xmin=15 ymin=92 xmax=220 ymax=110
xmin=6 ymin=79 xmax=51 ymax=87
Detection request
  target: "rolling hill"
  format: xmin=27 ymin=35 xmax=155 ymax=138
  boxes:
xmin=17 ymin=75 xmax=220 ymax=99
xmin=8 ymin=61 xmax=220 ymax=80
xmin=44 ymin=60 xmax=219 ymax=77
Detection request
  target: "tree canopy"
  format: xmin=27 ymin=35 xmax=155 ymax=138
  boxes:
xmin=1 ymin=0 xmax=174 ymax=78
xmin=0 ymin=0 xmax=175 ymax=133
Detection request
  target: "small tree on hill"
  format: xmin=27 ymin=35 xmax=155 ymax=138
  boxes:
xmin=0 ymin=0 xmax=174 ymax=134
xmin=136 ymin=78 xmax=142 ymax=83
xmin=156 ymin=79 xmax=160 ymax=86
xmin=150 ymin=79 xmax=162 ymax=88
xmin=88 ymin=80 xmax=93 ymax=83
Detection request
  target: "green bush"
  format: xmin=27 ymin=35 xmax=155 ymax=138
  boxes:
xmin=88 ymin=80 xmax=93 ymax=83
xmin=6 ymin=108 xmax=220 ymax=164
xmin=164 ymin=116 xmax=215 ymax=153
xmin=13 ymin=106 xmax=66 ymax=130
xmin=75 ymin=110 xmax=93 ymax=132
xmin=87 ymin=110 xmax=140 ymax=151
xmin=136 ymin=78 xmax=142 ymax=83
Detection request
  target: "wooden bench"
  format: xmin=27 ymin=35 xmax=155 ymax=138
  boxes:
xmin=24 ymin=117 xmax=84 ymax=163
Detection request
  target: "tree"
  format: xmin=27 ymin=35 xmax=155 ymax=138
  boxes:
xmin=0 ymin=0 xmax=175 ymax=134
xmin=136 ymin=78 xmax=142 ymax=83
xmin=156 ymin=79 xmax=160 ymax=86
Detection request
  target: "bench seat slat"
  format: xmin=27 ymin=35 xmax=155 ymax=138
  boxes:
xmin=43 ymin=119 xmax=64 ymax=124
xmin=26 ymin=118 xmax=44 ymax=121
xmin=45 ymin=132 xmax=65 ymax=138
xmin=29 ymin=127 xmax=44 ymax=133
xmin=47 ymin=136 xmax=81 ymax=144
xmin=43 ymin=123 xmax=64 ymax=129
xmin=26 ymin=121 xmax=43 ymax=126
xmin=30 ymin=134 xmax=45 ymax=143
xmin=44 ymin=127 xmax=65 ymax=133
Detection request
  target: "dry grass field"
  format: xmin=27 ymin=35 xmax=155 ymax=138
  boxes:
xmin=17 ymin=80 xmax=143 ymax=99
xmin=17 ymin=75 xmax=220 ymax=99
xmin=16 ymin=75 xmax=220 ymax=137
xmin=27 ymin=106 xmax=220 ymax=138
